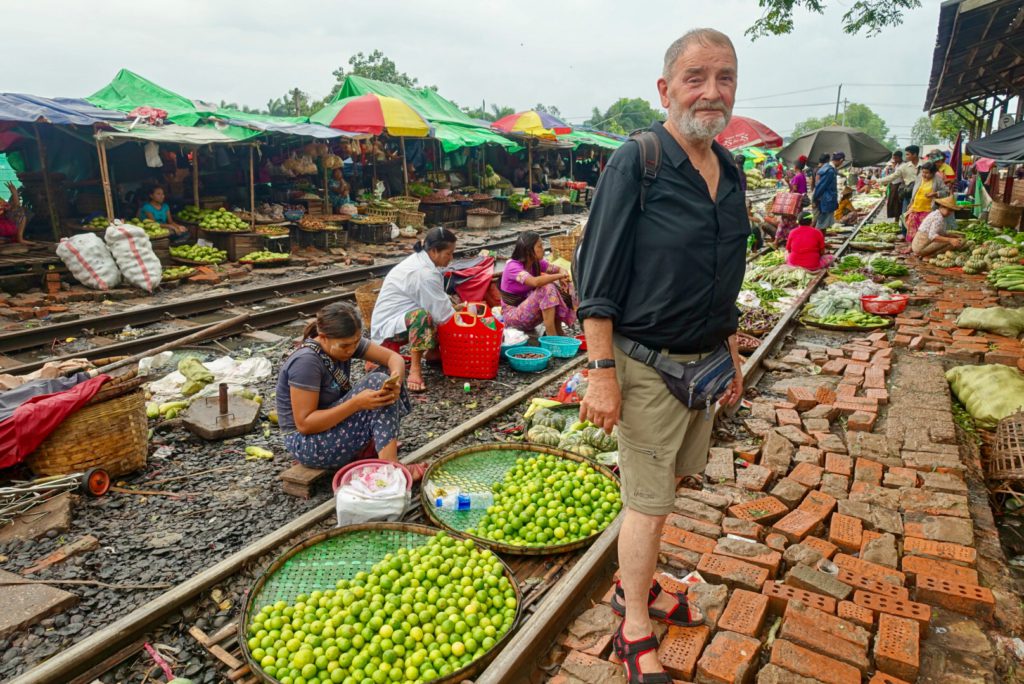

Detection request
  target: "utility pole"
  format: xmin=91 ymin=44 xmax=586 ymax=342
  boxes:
xmin=842 ymin=99 xmax=849 ymax=127
xmin=835 ymin=84 xmax=843 ymax=119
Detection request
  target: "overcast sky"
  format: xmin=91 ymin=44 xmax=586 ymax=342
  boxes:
xmin=5 ymin=0 xmax=942 ymax=144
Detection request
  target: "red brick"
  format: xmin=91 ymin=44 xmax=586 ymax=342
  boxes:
xmin=852 ymin=591 xmax=931 ymax=631
xmin=721 ymin=517 xmax=765 ymax=541
xmin=802 ymin=536 xmax=838 ymax=560
xmin=776 ymin=408 xmax=803 ymax=428
xmin=843 ymin=363 xmax=865 ymax=379
xmin=850 ymin=349 xmax=872 ymax=362
xmin=695 ymin=630 xmax=760 ymax=684
xmin=836 ymin=574 xmax=909 ymax=609
xmin=762 ymin=580 xmax=837 ymax=615
xmin=796 ymin=445 xmax=823 ymax=465
xmin=828 ymin=514 xmax=863 ymax=553
xmin=713 ymin=539 xmax=782 ymax=578
xmin=854 ymin=458 xmax=884 ymax=486
xmin=901 ymin=555 xmax=978 ymax=586
xmin=834 ymin=555 xmax=906 ymax=587
xmin=874 ymin=614 xmax=920 ymax=682
xmin=985 ymin=350 xmax=1020 ymax=367
xmin=788 ymin=462 xmax=824 ymax=488
xmin=728 ymin=496 xmax=789 ymax=524
xmin=892 ymin=334 xmax=912 ymax=347
xmin=883 ymin=466 xmax=918 ymax=488
xmin=657 ymin=624 xmax=711 ymax=680
xmin=824 ymin=452 xmax=852 ymax=476
xmin=785 ymin=600 xmax=871 ymax=649
xmin=773 ymin=400 xmax=798 ymax=411
xmin=863 ymin=368 xmax=886 ymax=390
xmin=787 ymin=386 xmax=818 ymax=411
xmin=778 ymin=612 xmax=870 ymax=672
xmin=769 ymin=639 xmax=860 ymax=684
xmin=859 ymin=529 xmax=884 ymax=555
xmin=866 ymin=389 xmax=889 ymax=407
xmin=915 ymin=576 xmax=995 ymax=620
xmin=771 ymin=509 xmax=823 ymax=544
xmin=902 ymin=537 xmax=976 ymax=567
xmin=814 ymin=386 xmax=837 ymax=405
xmin=717 ymin=589 xmax=769 ymax=638
xmin=838 ymin=600 xmax=875 ymax=631
xmin=798 ymin=490 xmax=837 ymax=517
xmin=764 ymin=533 xmax=788 ymax=552
xmin=869 ymin=673 xmax=913 ymax=684
xmin=661 ymin=526 xmax=717 ymax=555
xmin=696 ymin=553 xmax=769 ymax=592
xmin=847 ymin=411 xmax=877 ymax=432
xmin=821 ymin=359 xmax=847 ymax=375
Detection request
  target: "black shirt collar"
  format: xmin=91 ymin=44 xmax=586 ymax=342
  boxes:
xmin=650 ymin=120 xmax=739 ymax=180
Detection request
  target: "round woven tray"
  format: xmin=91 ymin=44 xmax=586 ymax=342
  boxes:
xmin=799 ymin=316 xmax=893 ymax=332
xmin=171 ymin=255 xmax=225 ymax=266
xmin=421 ymin=443 xmax=620 ymax=556
xmin=160 ymin=268 xmax=195 ymax=282
xmin=239 ymin=256 xmax=290 ymax=268
xmin=238 ymin=522 xmax=522 ymax=684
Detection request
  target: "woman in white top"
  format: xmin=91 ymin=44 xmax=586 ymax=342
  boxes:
xmin=371 ymin=227 xmax=457 ymax=392
xmin=911 ymin=196 xmax=961 ymax=257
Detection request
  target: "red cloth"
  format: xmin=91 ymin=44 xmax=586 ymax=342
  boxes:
xmin=448 ymin=256 xmax=496 ymax=304
xmin=0 ymin=374 xmax=109 ymax=469
xmin=785 ymin=226 xmax=826 ymax=271
xmin=0 ymin=215 xmax=17 ymax=239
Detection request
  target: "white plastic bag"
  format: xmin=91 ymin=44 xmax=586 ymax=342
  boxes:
xmin=105 ymin=223 xmax=162 ymax=292
xmin=335 ymin=462 xmax=410 ymax=526
xmin=55 ymin=233 xmax=121 ymax=290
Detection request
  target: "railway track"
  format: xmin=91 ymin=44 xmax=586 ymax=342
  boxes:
xmin=9 ymin=196 xmax=878 ymax=684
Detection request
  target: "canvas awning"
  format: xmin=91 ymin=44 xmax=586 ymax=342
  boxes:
xmin=95 ymin=123 xmax=259 ymax=147
xmin=0 ymin=94 xmax=127 ymax=126
xmin=966 ymin=119 xmax=1024 ymax=162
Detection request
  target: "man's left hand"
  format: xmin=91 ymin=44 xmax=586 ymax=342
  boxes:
xmin=721 ymin=372 xmax=744 ymax=407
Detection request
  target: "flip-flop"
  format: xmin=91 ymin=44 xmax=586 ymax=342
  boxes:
xmin=407 ymin=377 xmax=427 ymax=393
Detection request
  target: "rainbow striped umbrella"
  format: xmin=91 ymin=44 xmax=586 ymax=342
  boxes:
xmin=491 ymin=110 xmax=572 ymax=138
xmin=311 ymin=94 xmax=430 ymax=137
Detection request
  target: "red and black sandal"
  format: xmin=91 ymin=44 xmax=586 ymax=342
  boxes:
xmin=613 ymin=623 xmax=673 ymax=684
xmin=610 ymin=580 xmax=703 ymax=627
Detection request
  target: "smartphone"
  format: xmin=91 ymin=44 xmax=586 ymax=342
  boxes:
xmin=382 ymin=373 xmax=401 ymax=391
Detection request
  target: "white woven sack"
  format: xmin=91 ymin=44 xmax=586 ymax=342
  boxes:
xmin=105 ymin=223 xmax=162 ymax=292
xmin=55 ymin=233 xmax=121 ymax=290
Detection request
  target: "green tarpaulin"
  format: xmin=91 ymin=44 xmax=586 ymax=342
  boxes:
xmin=334 ymin=76 xmax=519 ymax=152
xmin=88 ymin=69 xmax=201 ymax=127
xmin=560 ymin=130 xmax=623 ymax=151
xmin=95 ymin=123 xmax=259 ymax=146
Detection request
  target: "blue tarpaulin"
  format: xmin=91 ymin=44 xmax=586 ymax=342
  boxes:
xmin=0 ymin=94 xmax=127 ymax=126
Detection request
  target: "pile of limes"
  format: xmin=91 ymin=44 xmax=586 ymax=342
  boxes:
xmin=246 ymin=532 xmax=516 ymax=684
xmin=468 ymin=454 xmax=621 ymax=547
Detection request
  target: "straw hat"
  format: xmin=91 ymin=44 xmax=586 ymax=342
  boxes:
xmin=935 ymin=196 xmax=958 ymax=211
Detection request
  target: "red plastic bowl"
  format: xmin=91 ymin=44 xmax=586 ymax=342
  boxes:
xmin=576 ymin=334 xmax=587 ymax=352
xmin=861 ymin=294 xmax=908 ymax=316
xmin=332 ymin=459 xmax=413 ymax=493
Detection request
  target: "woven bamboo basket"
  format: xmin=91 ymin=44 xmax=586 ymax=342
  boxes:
xmin=989 ymin=410 xmax=1024 ymax=480
xmin=989 ymin=201 xmax=1023 ymax=229
xmin=27 ymin=373 xmax=149 ymax=478
xmin=390 ymin=195 xmax=421 ymax=212
xmin=355 ymin=279 xmax=383 ymax=329
xmin=398 ymin=210 xmax=425 ymax=228
xmin=365 ymin=203 xmax=399 ymax=224
xmin=549 ymin=233 xmax=579 ymax=260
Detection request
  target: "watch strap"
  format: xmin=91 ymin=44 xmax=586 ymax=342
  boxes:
xmin=587 ymin=359 xmax=616 ymax=370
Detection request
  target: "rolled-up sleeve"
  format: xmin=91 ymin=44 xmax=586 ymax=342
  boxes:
xmin=415 ymin=271 xmax=456 ymax=325
xmin=576 ymin=146 xmax=640 ymax=322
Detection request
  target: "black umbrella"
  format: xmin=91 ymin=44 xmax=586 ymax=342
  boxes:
xmin=966 ymin=120 xmax=1024 ymax=163
xmin=779 ymin=126 xmax=892 ymax=167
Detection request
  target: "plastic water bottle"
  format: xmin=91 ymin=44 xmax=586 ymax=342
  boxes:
xmin=458 ymin=491 xmax=494 ymax=510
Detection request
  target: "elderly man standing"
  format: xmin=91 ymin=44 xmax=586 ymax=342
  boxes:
xmin=575 ymin=28 xmax=747 ymax=681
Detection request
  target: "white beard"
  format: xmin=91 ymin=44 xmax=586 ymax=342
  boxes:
xmin=671 ymin=103 xmax=731 ymax=141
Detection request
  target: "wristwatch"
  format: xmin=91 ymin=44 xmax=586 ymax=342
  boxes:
xmin=586 ymin=359 xmax=616 ymax=370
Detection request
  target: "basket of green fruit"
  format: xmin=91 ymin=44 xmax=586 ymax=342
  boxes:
xmin=170 ymin=244 xmax=228 ymax=265
xmin=137 ymin=218 xmax=170 ymax=239
xmin=239 ymin=523 xmax=521 ymax=684
xmin=199 ymin=207 xmax=250 ymax=233
xmin=161 ymin=265 xmax=195 ymax=282
xmin=82 ymin=216 xmax=113 ymax=232
xmin=239 ymin=250 xmax=291 ymax=267
xmin=799 ymin=309 xmax=892 ymax=331
xmin=421 ymin=443 xmax=621 ymax=556
xmin=177 ymin=205 xmax=206 ymax=224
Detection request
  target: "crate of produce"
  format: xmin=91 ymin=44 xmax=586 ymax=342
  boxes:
xmin=203 ymin=231 xmax=264 ymax=262
xmin=421 ymin=443 xmax=621 ymax=555
xmin=466 ymin=209 xmax=502 ymax=229
xmin=521 ymin=206 xmax=543 ymax=221
xmin=357 ymin=222 xmax=391 ymax=244
xmin=397 ymin=210 xmax=426 ymax=229
xmin=239 ymin=522 xmax=521 ymax=684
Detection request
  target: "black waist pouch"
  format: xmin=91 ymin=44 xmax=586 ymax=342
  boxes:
xmin=614 ymin=335 xmax=735 ymax=414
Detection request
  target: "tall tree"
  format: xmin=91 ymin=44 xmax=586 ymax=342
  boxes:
xmin=931 ymin=110 xmax=976 ymax=144
xmin=534 ymin=103 xmax=563 ymax=118
xmin=746 ymin=0 xmax=922 ymax=39
xmin=909 ymin=116 xmax=940 ymax=146
xmin=790 ymin=103 xmax=895 ymax=147
xmin=328 ymin=50 xmax=432 ymax=100
xmin=218 ymin=99 xmax=263 ymax=114
xmin=266 ymin=88 xmax=323 ymax=118
xmin=461 ymin=103 xmax=515 ymax=122
xmin=585 ymin=98 xmax=663 ymax=135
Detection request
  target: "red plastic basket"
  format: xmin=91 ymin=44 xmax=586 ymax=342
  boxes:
xmin=861 ymin=294 xmax=908 ymax=315
xmin=332 ymin=459 xmax=413 ymax=493
xmin=438 ymin=311 xmax=504 ymax=379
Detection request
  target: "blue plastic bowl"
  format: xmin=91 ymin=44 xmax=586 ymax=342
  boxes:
xmin=538 ymin=335 xmax=583 ymax=358
xmin=505 ymin=346 xmax=552 ymax=372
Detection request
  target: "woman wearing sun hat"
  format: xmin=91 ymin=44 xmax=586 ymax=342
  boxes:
xmin=911 ymin=196 xmax=962 ymax=257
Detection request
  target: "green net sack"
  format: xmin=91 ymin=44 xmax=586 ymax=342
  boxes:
xmin=956 ymin=307 xmax=1024 ymax=338
xmin=947 ymin=364 xmax=1024 ymax=429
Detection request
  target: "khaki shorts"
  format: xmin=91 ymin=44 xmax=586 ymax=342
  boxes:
xmin=614 ymin=345 xmax=716 ymax=516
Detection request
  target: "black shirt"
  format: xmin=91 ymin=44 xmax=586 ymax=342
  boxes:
xmin=576 ymin=121 xmax=749 ymax=353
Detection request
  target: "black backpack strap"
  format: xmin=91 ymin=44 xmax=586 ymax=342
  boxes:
xmin=631 ymin=130 xmax=662 ymax=212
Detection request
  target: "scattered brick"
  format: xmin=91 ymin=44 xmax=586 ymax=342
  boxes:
xmin=902 ymin=536 xmax=976 ymax=567
xmin=914 ymin=576 xmax=995 ymax=620
xmin=903 ymin=513 xmax=974 ymax=547
xmin=802 ymin=536 xmax=838 ymax=560
xmin=847 ymin=411 xmax=877 ymax=432
xmin=821 ymin=359 xmax=847 ymax=375
xmin=696 ymin=553 xmax=769 ymax=592
xmin=799 ymin=490 xmax=838 ymax=517
xmin=713 ymin=538 xmax=782 ymax=578
xmin=657 ymin=624 xmax=711 ymax=681
xmin=784 ymin=564 xmax=853 ymax=602
xmin=868 ymin=673 xmax=912 ymax=684
xmin=788 ymin=462 xmax=824 ymax=488
xmin=695 ymin=630 xmax=761 ymax=684
xmin=728 ymin=496 xmax=789 ymax=524
xmin=844 ymin=363 xmax=865 ymax=379
xmin=717 ymin=588 xmax=769 ymax=638
xmin=769 ymin=639 xmax=860 ymax=684
xmin=901 ymin=555 xmax=979 ymax=586
xmin=778 ymin=611 xmax=869 ymax=672
xmin=853 ymin=458 xmax=884 ymax=486
xmin=787 ymin=386 xmax=818 ymax=411
xmin=659 ymin=543 xmax=702 ymax=573
xmin=771 ymin=509 xmax=824 ymax=544
xmin=834 ymin=554 xmax=906 ymax=587
xmin=661 ymin=526 xmax=717 ymax=555
xmin=838 ymin=600 xmax=875 ymax=631
xmin=737 ymin=464 xmax=775 ymax=492
xmin=829 ymin=514 xmax=863 ymax=553
xmin=769 ymin=478 xmax=809 ymax=509
xmin=762 ymin=580 xmax=837 ymax=615
xmin=765 ymin=533 xmax=788 ymax=552
xmin=865 ymin=388 xmax=889 ymax=405
xmin=824 ymin=453 xmax=852 ymax=477
xmin=852 ymin=591 xmax=931 ymax=631
xmin=834 ymin=568 xmax=909 ymax=600
xmin=874 ymin=614 xmax=920 ymax=682
xmin=802 ymin=417 xmax=831 ymax=433
xmin=794 ymin=445 xmax=824 ymax=465
xmin=882 ymin=466 xmax=918 ymax=489
xmin=722 ymin=517 xmax=765 ymax=541
xmin=777 ymin=408 xmax=803 ymax=428
xmin=786 ymin=599 xmax=870 ymax=649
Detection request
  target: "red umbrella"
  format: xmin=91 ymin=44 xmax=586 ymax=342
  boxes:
xmin=716 ymin=116 xmax=783 ymax=150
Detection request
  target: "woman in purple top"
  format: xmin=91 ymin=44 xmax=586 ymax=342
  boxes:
xmin=789 ymin=159 xmax=808 ymax=195
xmin=499 ymin=231 xmax=576 ymax=336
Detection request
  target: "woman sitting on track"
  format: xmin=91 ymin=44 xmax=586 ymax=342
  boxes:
xmin=499 ymin=231 xmax=576 ymax=336
xmin=786 ymin=212 xmax=834 ymax=271
xmin=911 ymin=196 xmax=962 ymax=258
xmin=276 ymin=302 xmax=423 ymax=478
xmin=371 ymin=227 xmax=458 ymax=393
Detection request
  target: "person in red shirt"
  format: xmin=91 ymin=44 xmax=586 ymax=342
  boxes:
xmin=786 ymin=212 xmax=834 ymax=271
xmin=0 ymin=183 xmax=29 ymax=244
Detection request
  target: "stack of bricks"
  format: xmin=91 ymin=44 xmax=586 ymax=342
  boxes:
xmin=894 ymin=268 xmax=1023 ymax=368
xmin=549 ymin=337 xmax=998 ymax=684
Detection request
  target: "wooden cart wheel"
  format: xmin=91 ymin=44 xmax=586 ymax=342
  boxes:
xmin=80 ymin=468 xmax=111 ymax=496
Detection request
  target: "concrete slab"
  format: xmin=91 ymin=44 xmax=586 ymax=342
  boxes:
xmin=0 ymin=492 xmax=72 ymax=542
xmin=0 ymin=569 xmax=79 ymax=638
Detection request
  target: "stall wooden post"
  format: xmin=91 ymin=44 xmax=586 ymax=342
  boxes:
xmin=322 ymin=156 xmax=330 ymax=214
xmin=249 ymin=145 xmax=257 ymax=229
xmin=527 ymin=143 xmax=533 ymax=190
xmin=191 ymin=147 xmax=200 ymax=208
xmin=569 ymin=148 xmax=574 ymax=181
xmin=400 ymin=137 xmax=409 ymax=193
xmin=34 ymin=124 xmax=61 ymax=240
xmin=95 ymin=138 xmax=114 ymax=223
xmin=372 ymin=136 xmax=377 ymax=186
